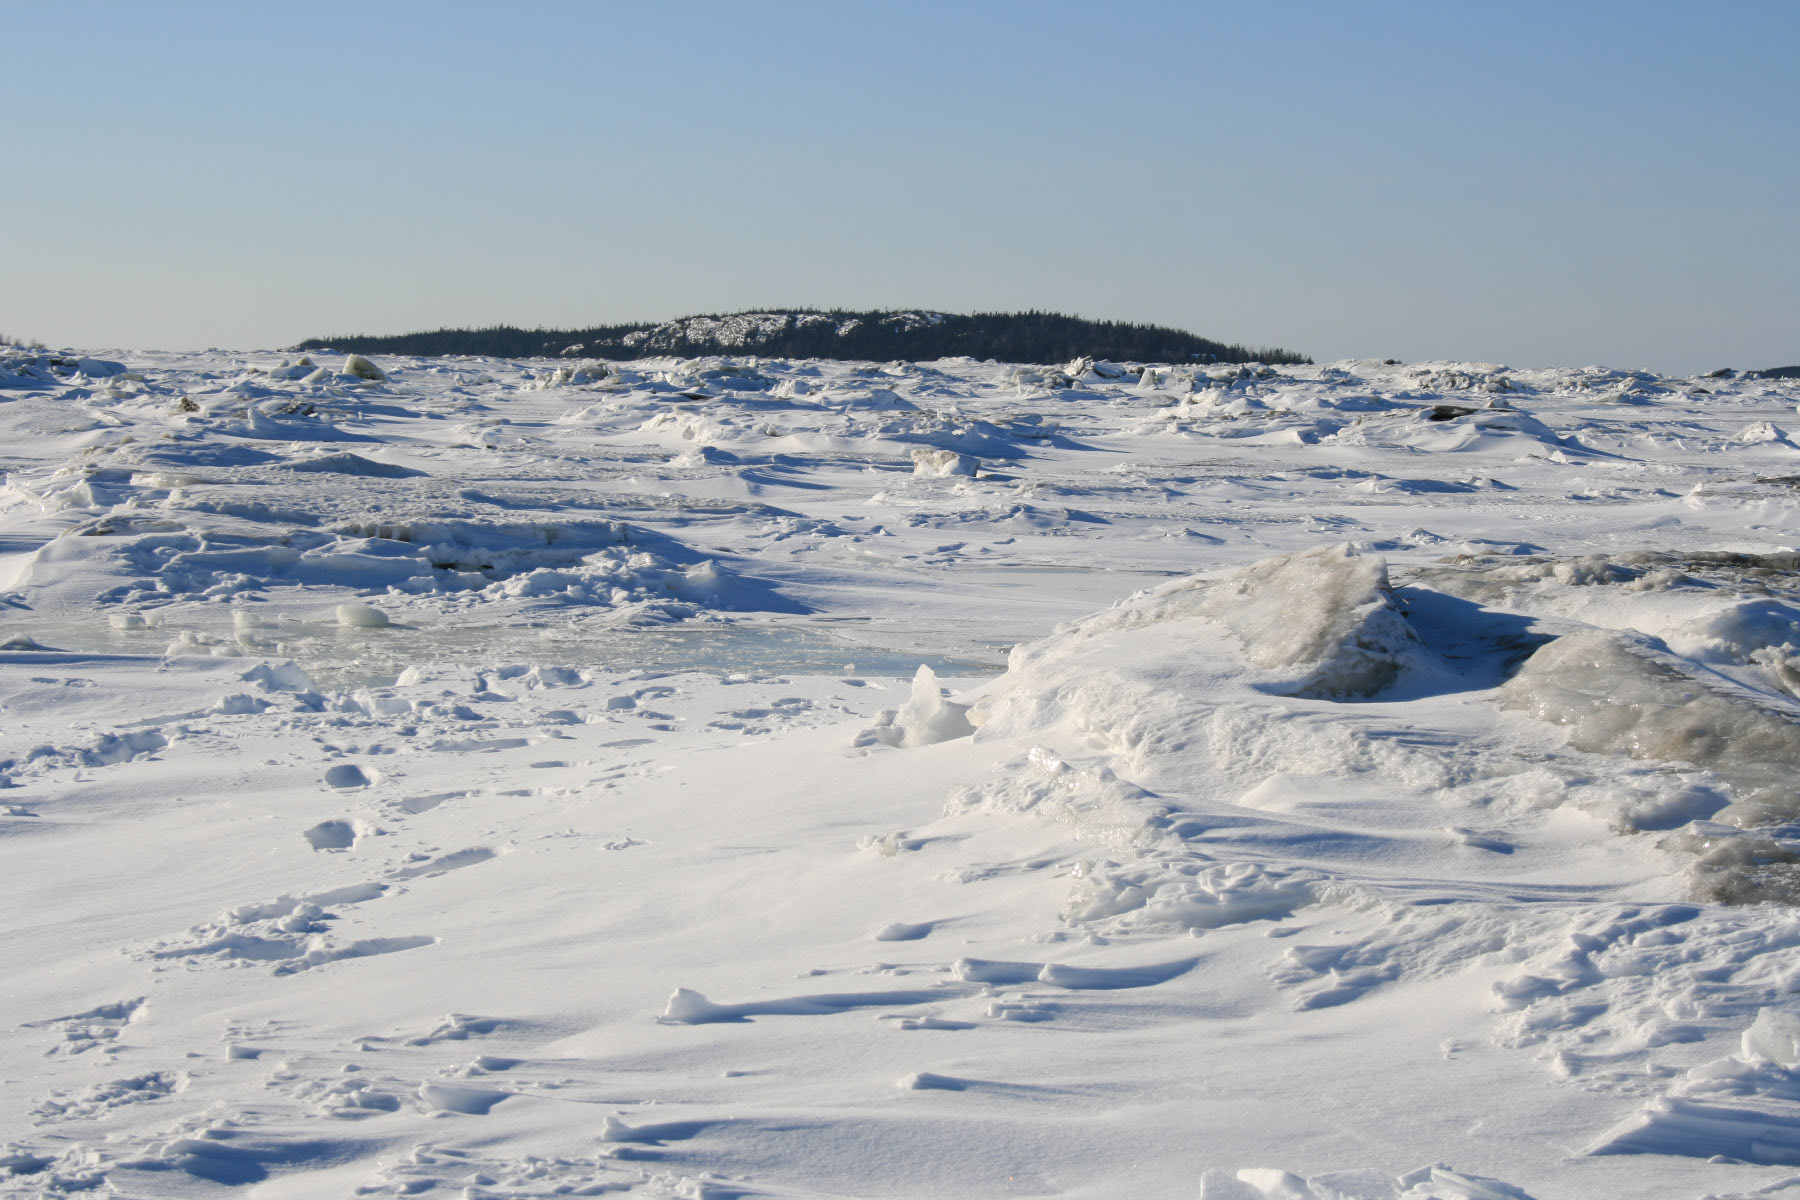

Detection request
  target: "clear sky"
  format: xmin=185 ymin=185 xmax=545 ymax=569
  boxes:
xmin=5 ymin=0 xmax=1795 ymax=373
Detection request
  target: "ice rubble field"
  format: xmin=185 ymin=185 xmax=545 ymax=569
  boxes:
xmin=6 ymin=350 xmax=1800 ymax=1199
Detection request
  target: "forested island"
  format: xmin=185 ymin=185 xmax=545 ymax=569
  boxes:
xmin=295 ymin=309 xmax=1309 ymax=366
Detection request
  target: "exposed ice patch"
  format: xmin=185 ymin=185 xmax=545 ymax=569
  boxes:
xmin=1500 ymin=629 xmax=1800 ymax=829
xmin=1198 ymin=544 xmax=1428 ymax=698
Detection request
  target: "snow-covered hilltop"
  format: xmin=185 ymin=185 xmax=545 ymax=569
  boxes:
xmin=293 ymin=308 xmax=1311 ymax=366
xmin=4 ymin=346 xmax=1800 ymax=1198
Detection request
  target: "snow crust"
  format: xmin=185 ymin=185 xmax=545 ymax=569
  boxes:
xmin=4 ymin=348 xmax=1800 ymax=1197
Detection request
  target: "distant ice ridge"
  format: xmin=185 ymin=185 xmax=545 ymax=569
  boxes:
xmin=14 ymin=507 xmax=787 ymax=624
xmin=0 ymin=348 xmax=127 ymax=389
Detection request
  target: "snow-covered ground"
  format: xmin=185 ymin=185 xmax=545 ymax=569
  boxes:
xmin=4 ymin=347 xmax=1800 ymax=1199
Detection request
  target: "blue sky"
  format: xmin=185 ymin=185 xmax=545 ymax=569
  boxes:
xmin=5 ymin=0 xmax=1795 ymax=372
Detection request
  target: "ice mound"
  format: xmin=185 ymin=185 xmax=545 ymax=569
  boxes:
xmin=1735 ymin=420 xmax=1789 ymax=444
xmin=260 ymin=355 xmax=315 ymax=381
xmin=1743 ymin=1006 xmax=1800 ymax=1066
xmin=218 ymin=397 xmax=372 ymax=442
xmin=334 ymin=603 xmax=391 ymax=629
xmin=944 ymin=548 xmax=1440 ymax=935
xmin=1668 ymin=597 xmax=1800 ymax=664
xmin=909 ymin=447 xmax=978 ymax=477
xmin=856 ymin=666 xmax=975 ymax=748
xmin=947 ymin=745 xmax=1163 ymax=849
xmin=968 ymin=547 xmax=1445 ymax=773
xmin=342 ymin=354 xmax=386 ymax=381
xmin=532 ymin=361 xmax=612 ymax=389
xmin=1198 ymin=544 xmax=1427 ymax=698
xmin=988 ymin=545 xmax=1425 ymax=703
xmin=1064 ymin=858 xmax=1317 ymax=930
xmin=1664 ymin=598 xmax=1800 ymax=698
xmin=1324 ymin=397 xmax=1569 ymax=456
xmin=1007 ymin=364 xmax=1077 ymax=393
xmin=1500 ymin=629 xmax=1800 ymax=828
xmin=285 ymin=453 xmax=425 ymax=479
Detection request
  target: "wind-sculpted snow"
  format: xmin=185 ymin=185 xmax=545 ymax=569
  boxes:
xmin=5 ymin=347 xmax=1800 ymax=1198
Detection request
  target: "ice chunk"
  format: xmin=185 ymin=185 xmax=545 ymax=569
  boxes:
xmin=242 ymin=661 xmax=315 ymax=693
xmin=1590 ymin=1094 xmax=1800 ymax=1165
xmin=910 ymin=448 xmax=978 ymax=477
xmin=1500 ymin=629 xmax=1800 ymax=827
xmin=899 ymin=665 xmax=975 ymax=745
xmin=1199 ymin=544 xmax=1425 ymax=698
xmin=661 ymin=987 xmax=733 ymax=1024
xmin=1394 ymin=1164 xmax=1537 ymax=1199
xmin=1743 ymin=1008 xmax=1800 ymax=1067
xmin=1736 ymin=420 xmax=1788 ymax=444
xmin=1213 ymin=1163 xmax=1535 ymax=1199
xmin=859 ymin=666 xmax=976 ymax=748
xmin=1232 ymin=1170 xmax=1317 ymax=1198
xmin=418 ymin=1081 xmax=509 ymax=1114
xmin=342 ymin=354 xmax=386 ymax=381
xmin=335 ymin=603 xmax=391 ymax=629
xmin=0 ymin=634 xmax=61 ymax=651
xmin=532 ymin=361 xmax=611 ymax=388
xmin=1665 ymin=598 xmax=1800 ymax=681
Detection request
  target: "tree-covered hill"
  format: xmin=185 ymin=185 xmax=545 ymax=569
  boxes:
xmin=294 ymin=309 xmax=1308 ymax=366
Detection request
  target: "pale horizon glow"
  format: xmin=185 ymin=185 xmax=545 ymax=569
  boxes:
xmin=4 ymin=0 xmax=1795 ymax=374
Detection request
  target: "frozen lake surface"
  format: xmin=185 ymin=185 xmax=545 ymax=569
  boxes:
xmin=6 ymin=614 xmax=1007 ymax=692
xmin=4 ymin=347 xmax=1800 ymax=1198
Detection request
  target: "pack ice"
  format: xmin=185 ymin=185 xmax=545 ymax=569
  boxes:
xmin=5 ymin=345 xmax=1800 ymax=1197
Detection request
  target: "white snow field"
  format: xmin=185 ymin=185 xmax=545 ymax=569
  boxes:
xmin=5 ymin=347 xmax=1800 ymax=1199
